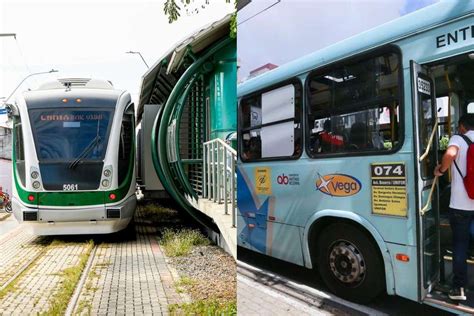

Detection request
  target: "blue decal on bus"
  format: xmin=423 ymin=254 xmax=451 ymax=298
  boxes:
xmin=237 ymin=167 xmax=271 ymax=253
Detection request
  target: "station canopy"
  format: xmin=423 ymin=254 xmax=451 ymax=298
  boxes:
xmin=137 ymin=14 xmax=232 ymax=122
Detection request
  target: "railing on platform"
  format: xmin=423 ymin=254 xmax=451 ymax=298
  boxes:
xmin=203 ymin=138 xmax=236 ymax=227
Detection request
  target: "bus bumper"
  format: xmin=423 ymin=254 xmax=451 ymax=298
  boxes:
xmin=11 ymin=195 xmax=136 ymax=235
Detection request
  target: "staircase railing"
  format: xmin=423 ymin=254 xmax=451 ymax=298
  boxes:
xmin=203 ymin=138 xmax=236 ymax=227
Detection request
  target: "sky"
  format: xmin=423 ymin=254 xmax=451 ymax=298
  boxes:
xmin=238 ymin=0 xmax=439 ymax=82
xmin=0 ymin=0 xmax=234 ymax=105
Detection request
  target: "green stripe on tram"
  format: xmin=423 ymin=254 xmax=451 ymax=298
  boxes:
xmin=12 ymin=117 xmax=136 ymax=207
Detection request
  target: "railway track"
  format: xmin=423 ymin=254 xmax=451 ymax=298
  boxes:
xmin=65 ymin=244 xmax=99 ymax=316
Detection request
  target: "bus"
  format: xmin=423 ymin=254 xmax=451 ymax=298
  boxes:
xmin=237 ymin=2 xmax=474 ymax=313
xmin=7 ymin=78 xmax=136 ymax=235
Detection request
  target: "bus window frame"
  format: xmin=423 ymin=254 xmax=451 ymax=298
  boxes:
xmin=304 ymin=44 xmax=405 ymax=159
xmin=238 ymin=78 xmax=304 ymax=163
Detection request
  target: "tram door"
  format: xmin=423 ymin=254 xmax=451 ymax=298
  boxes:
xmin=411 ymin=61 xmax=441 ymax=299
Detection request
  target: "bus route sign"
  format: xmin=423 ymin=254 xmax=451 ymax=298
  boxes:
xmin=370 ymin=162 xmax=407 ymax=217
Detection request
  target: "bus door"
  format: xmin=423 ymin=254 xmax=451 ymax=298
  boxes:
xmin=411 ymin=61 xmax=440 ymax=299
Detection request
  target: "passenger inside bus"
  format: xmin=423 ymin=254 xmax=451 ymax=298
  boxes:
xmin=314 ymin=119 xmax=345 ymax=153
xmin=348 ymin=121 xmax=372 ymax=150
xmin=241 ymin=136 xmax=261 ymax=160
xmin=427 ymin=53 xmax=474 ymax=300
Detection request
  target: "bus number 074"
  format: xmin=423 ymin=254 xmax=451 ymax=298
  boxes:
xmin=373 ymin=165 xmax=404 ymax=177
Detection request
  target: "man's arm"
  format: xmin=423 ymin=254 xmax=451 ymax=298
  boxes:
xmin=434 ymin=145 xmax=459 ymax=176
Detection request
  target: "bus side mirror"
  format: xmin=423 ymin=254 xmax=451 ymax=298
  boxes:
xmin=125 ymin=103 xmax=134 ymax=115
xmin=5 ymin=103 xmax=19 ymax=117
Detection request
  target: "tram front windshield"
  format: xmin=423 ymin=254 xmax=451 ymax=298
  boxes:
xmin=29 ymin=109 xmax=113 ymax=162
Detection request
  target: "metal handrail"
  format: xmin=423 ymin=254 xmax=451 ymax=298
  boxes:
xmin=203 ymin=138 xmax=237 ymax=227
xmin=420 ymin=176 xmax=438 ymax=216
xmin=419 ymin=121 xmax=438 ymax=162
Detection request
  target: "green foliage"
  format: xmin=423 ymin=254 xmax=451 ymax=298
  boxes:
xmin=230 ymin=10 xmax=237 ymax=38
xmin=164 ymin=0 xmax=182 ymax=23
xmin=163 ymin=0 xmax=236 ymax=37
xmin=439 ymin=135 xmax=449 ymax=150
xmin=161 ymin=228 xmax=210 ymax=257
xmin=169 ymin=299 xmax=237 ymax=315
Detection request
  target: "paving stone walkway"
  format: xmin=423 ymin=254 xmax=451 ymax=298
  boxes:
xmin=0 ymin=207 xmax=190 ymax=316
xmin=0 ymin=240 xmax=89 ymax=315
xmin=0 ymin=225 xmax=46 ymax=288
xmin=73 ymin=208 xmax=189 ymax=315
xmin=237 ymin=273 xmax=332 ymax=316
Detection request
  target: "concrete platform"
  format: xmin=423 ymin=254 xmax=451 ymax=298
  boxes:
xmin=198 ymin=198 xmax=236 ymax=259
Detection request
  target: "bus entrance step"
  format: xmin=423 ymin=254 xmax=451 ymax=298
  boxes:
xmin=425 ymin=289 xmax=474 ymax=314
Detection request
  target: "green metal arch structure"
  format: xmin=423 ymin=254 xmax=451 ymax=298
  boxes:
xmin=143 ymin=23 xmax=236 ymax=229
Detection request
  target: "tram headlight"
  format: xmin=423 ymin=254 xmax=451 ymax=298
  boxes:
xmin=102 ymin=179 xmax=110 ymax=187
xmin=32 ymin=181 xmax=41 ymax=189
xmin=103 ymin=169 xmax=111 ymax=177
xmin=31 ymin=171 xmax=39 ymax=179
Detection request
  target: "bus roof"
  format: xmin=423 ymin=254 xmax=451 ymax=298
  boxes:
xmin=238 ymin=0 xmax=474 ymax=97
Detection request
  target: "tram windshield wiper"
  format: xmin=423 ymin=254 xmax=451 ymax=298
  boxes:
xmin=68 ymin=135 xmax=102 ymax=169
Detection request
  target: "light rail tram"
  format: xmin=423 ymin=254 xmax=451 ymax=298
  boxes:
xmin=7 ymin=78 xmax=136 ymax=235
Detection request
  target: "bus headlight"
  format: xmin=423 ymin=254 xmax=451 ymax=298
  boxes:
xmin=31 ymin=171 xmax=39 ymax=179
xmin=32 ymin=181 xmax=41 ymax=189
xmin=104 ymin=169 xmax=111 ymax=177
xmin=102 ymin=179 xmax=110 ymax=187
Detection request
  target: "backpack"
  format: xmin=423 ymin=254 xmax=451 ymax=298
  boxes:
xmin=453 ymin=134 xmax=474 ymax=199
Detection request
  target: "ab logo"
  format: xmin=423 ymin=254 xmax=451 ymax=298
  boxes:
xmin=277 ymin=174 xmax=289 ymax=185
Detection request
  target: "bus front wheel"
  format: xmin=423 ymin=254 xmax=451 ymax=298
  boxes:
xmin=316 ymin=222 xmax=385 ymax=303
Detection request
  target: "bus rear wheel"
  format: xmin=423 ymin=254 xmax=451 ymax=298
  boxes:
xmin=316 ymin=222 xmax=385 ymax=303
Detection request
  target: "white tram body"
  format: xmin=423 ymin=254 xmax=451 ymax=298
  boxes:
xmin=9 ymin=78 xmax=136 ymax=235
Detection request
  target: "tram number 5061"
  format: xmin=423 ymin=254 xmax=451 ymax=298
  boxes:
xmin=63 ymin=184 xmax=79 ymax=191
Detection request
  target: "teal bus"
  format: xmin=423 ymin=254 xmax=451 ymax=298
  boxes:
xmin=237 ymin=2 xmax=474 ymax=313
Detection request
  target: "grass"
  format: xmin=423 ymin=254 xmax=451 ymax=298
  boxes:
xmin=175 ymin=276 xmax=198 ymax=293
xmin=75 ymin=299 xmax=92 ymax=316
xmin=160 ymin=228 xmax=209 ymax=257
xmin=140 ymin=203 xmax=179 ymax=222
xmin=40 ymin=240 xmax=94 ymax=316
xmin=169 ymin=299 xmax=237 ymax=316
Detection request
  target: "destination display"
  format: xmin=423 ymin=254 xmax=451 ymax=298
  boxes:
xmin=371 ymin=162 xmax=407 ymax=217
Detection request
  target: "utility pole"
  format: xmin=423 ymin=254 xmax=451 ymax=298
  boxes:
xmin=126 ymin=51 xmax=150 ymax=69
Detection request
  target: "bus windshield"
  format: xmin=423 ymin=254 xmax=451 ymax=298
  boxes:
xmin=29 ymin=109 xmax=114 ymax=162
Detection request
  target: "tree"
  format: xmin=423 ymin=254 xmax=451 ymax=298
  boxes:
xmin=163 ymin=0 xmax=236 ymax=38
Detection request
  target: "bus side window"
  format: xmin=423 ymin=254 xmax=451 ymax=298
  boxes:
xmin=118 ymin=113 xmax=133 ymax=185
xmin=240 ymin=82 xmax=302 ymax=161
xmin=307 ymin=51 xmax=401 ymax=156
xmin=14 ymin=121 xmax=26 ymax=186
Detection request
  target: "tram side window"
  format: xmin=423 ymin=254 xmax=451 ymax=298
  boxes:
xmin=118 ymin=113 xmax=133 ymax=185
xmin=307 ymin=52 xmax=401 ymax=156
xmin=240 ymin=82 xmax=302 ymax=161
xmin=14 ymin=121 xmax=26 ymax=186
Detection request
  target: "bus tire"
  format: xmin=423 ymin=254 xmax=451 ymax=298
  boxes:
xmin=316 ymin=222 xmax=385 ymax=303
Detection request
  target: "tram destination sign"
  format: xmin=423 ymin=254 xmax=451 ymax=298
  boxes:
xmin=370 ymin=162 xmax=407 ymax=217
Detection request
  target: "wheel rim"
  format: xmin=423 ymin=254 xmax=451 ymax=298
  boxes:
xmin=328 ymin=239 xmax=366 ymax=286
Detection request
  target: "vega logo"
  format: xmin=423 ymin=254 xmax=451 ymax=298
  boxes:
xmin=315 ymin=173 xmax=362 ymax=197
